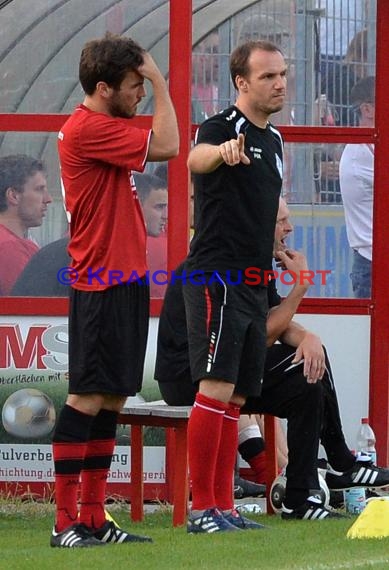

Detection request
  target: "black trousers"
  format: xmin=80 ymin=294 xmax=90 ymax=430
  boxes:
xmin=158 ymin=343 xmax=355 ymax=504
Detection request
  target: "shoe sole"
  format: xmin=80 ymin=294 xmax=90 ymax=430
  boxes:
xmin=281 ymin=513 xmax=344 ymax=520
xmin=328 ymin=482 xmax=389 ymax=491
xmin=187 ymin=524 xmax=240 ymax=533
xmin=187 ymin=528 xmax=239 ymax=533
xmin=50 ymin=538 xmax=105 ymax=548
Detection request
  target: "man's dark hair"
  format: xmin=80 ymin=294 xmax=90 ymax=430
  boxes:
xmin=79 ymin=32 xmax=145 ymax=94
xmin=153 ymin=162 xmax=168 ymax=183
xmin=0 ymin=154 xmax=46 ymax=212
xmin=230 ymin=40 xmax=283 ymax=88
xmin=134 ymin=173 xmax=167 ymax=204
xmin=350 ymin=75 xmax=375 ymax=109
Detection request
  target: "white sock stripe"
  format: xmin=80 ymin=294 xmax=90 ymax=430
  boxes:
xmin=193 ymin=401 xmax=226 ymax=415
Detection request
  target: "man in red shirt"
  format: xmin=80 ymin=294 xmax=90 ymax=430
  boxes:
xmin=0 ymin=154 xmax=51 ymax=295
xmin=134 ymin=172 xmax=168 ymax=298
xmin=52 ymin=32 xmax=179 ymax=548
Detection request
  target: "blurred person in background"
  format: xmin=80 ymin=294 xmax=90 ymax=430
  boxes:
xmin=317 ymin=29 xmax=370 ymax=203
xmin=322 ymin=28 xmax=370 ymax=127
xmin=339 ymin=76 xmax=375 ymax=298
xmin=0 ymin=154 xmax=51 ymax=295
xmin=134 ymin=172 xmax=168 ymax=298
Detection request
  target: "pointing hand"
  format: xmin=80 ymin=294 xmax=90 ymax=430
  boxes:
xmin=218 ymin=133 xmax=251 ymax=166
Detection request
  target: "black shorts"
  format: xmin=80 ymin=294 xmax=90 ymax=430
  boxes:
xmin=68 ymin=280 xmax=149 ymax=396
xmin=158 ymin=373 xmax=197 ymax=406
xmin=182 ymin=273 xmax=268 ymax=398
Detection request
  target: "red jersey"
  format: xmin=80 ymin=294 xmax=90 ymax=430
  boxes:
xmin=58 ymin=104 xmax=151 ymax=291
xmin=0 ymin=224 xmax=39 ymax=295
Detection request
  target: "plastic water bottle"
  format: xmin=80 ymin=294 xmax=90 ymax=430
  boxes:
xmin=343 ymin=488 xmax=366 ymax=515
xmin=356 ymin=417 xmax=377 ymax=464
xmin=343 ymin=447 xmax=366 ymax=514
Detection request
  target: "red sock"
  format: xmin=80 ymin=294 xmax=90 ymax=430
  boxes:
xmin=52 ymin=405 xmax=94 ymax=532
xmin=248 ymin=451 xmax=267 ymax=485
xmin=79 ymin=409 xmax=118 ymax=529
xmin=214 ymin=403 xmax=240 ymax=511
xmin=188 ymin=393 xmax=227 ymax=511
xmin=79 ymin=438 xmax=115 ymax=529
xmin=53 ymin=441 xmax=87 ymax=531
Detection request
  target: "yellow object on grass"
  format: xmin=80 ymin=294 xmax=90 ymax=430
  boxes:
xmin=347 ymin=497 xmax=389 ymax=539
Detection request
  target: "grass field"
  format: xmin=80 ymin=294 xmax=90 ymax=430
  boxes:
xmin=1 ymin=500 xmax=389 ymax=570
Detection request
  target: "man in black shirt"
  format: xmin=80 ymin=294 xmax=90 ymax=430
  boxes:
xmin=183 ymin=41 xmax=286 ymax=533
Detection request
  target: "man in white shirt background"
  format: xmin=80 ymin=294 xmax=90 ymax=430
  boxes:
xmin=339 ymin=75 xmax=375 ymax=298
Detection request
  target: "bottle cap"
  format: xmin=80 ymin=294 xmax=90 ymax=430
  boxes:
xmin=362 ymin=418 xmax=369 ymax=424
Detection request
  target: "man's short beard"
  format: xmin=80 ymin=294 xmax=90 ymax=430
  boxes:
xmin=108 ymin=97 xmax=135 ymax=119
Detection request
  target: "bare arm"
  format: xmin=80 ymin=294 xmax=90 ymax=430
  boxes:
xmin=280 ymin=325 xmax=326 ymax=383
xmin=187 ymin=133 xmax=250 ymax=173
xmin=266 ymin=249 xmax=325 ymax=382
xmin=278 ymin=319 xmax=310 ymax=347
xmin=266 ymin=249 xmax=309 ymax=347
xmin=139 ymin=52 xmax=179 ymax=161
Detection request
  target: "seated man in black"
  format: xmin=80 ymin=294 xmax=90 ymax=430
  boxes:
xmin=155 ymin=198 xmax=389 ymax=521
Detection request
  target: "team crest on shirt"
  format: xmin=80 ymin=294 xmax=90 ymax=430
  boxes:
xmin=249 ymin=146 xmax=263 ymax=159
